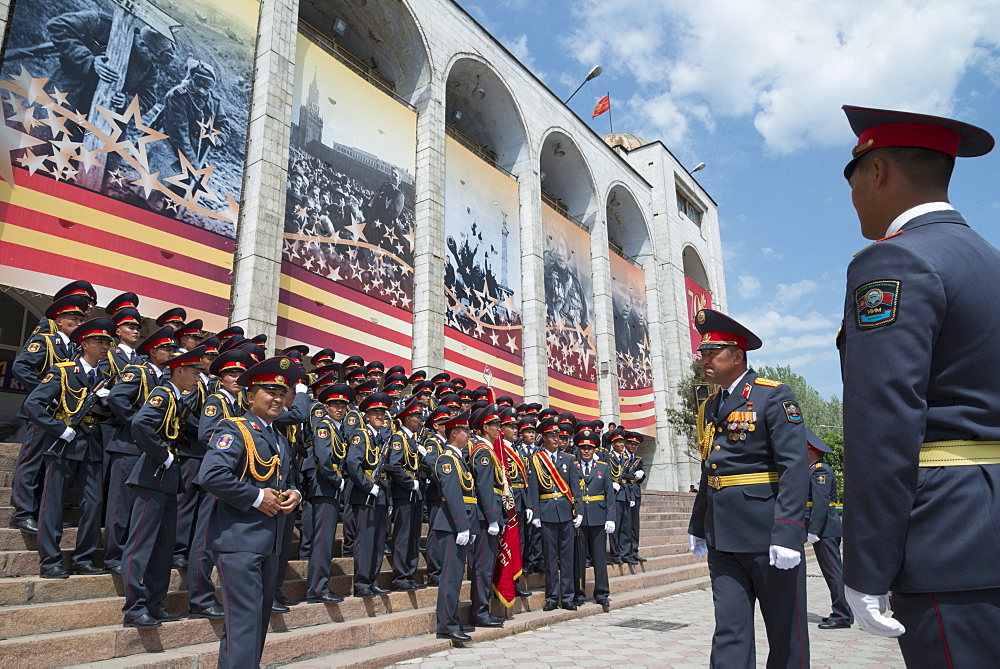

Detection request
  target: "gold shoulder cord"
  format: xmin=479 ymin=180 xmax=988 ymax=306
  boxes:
xmin=55 ymin=366 xmax=88 ymax=422
xmin=534 ymin=454 xmax=554 ymax=490
xmin=233 ymin=420 xmax=281 ymax=483
xmin=403 ymin=434 xmax=419 ymax=472
xmin=106 ymin=350 xmax=121 ymax=380
xmin=40 ymin=335 xmax=60 ymax=377
xmin=697 ymin=399 xmax=714 ymax=461
xmin=330 ymin=425 xmax=347 ymax=462
xmin=610 ymin=455 xmax=622 ymax=481
xmin=157 ymin=392 xmax=181 ymax=444
xmin=361 ymin=428 xmax=378 ymax=467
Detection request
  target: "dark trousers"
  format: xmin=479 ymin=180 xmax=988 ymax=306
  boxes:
xmin=187 ymin=491 xmax=219 ymax=610
xmin=11 ymin=423 xmax=46 ymax=523
xmin=433 ymin=529 xmax=469 ymax=634
xmin=812 ymin=536 xmax=852 ymax=624
xmin=103 ymin=451 xmax=138 ymax=569
xmin=707 ymin=548 xmax=809 ymax=669
xmin=342 ymin=491 xmax=356 ymax=554
xmin=173 ymin=456 xmax=203 ymax=559
xmin=351 ymin=503 xmax=388 ymax=591
xmin=274 ymin=503 xmax=297 ymax=594
xmin=390 ymin=498 xmax=421 ymax=584
xmin=627 ymin=497 xmax=641 ymax=556
xmin=298 ymin=499 xmax=313 ymax=558
xmin=541 ymin=520 xmax=574 ymax=605
xmin=122 ymin=486 xmax=178 ymax=619
xmin=469 ymin=519 xmax=499 ymax=620
xmin=424 ymin=499 xmax=442 ymax=580
xmin=306 ymin=496 xmax=340 ymax=599
xmin=580 ymin=524 xmax=610 ymax=600
xmin=37 ymin=454 xmax=103 ymax=570
xmin=893 ymin=587 xmax=1000 ymax=668
xmin=216 ymin=550 xmax=278 ymax=668
xmin=610 ymin=499 xmax=631 ymax=560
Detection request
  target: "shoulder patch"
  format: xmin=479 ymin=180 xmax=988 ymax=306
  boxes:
xmin=204 ymin=405 xmax=218 ymax=417
xmin=150 ymin=395 xmax=164 ymax=407
xmin=782 ymin=400 xmax=803 ymax=423
xmin=393 ymin=441 xmax=402 ymax=450
xmin=755 ymin=378 xmax=781 ymax=387
xmin=313 ymin=408 xmax=325 ymax=418
xmin=121 ymin=372 xmax=136 ymax=382
xmin=41 ymin=373 xmax=53 ymax=384
xmin=215 ymin=434 xmax=234 ymax=450
xmin=317 ymin=427 xmax=329 ymax=439
xmin=346 ymin=415 xmax=358 ymax=426
xmin=855 ymin=279 xmax=901 ymax=329
xmin=26 ymin=342 xmax=40 ymax=353
xmin=352 ymin=434 xmax=362 ymax=445
xmin=815 ymin=474 xmax=827 ymax=484
xmin=479 ymin=455 xmax=490 ymax=466
xmin=442 ymin=462 xmax=453 ymax=475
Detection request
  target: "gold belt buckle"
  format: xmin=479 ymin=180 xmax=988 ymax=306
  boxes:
xmin=708 ymin=476 xmax=722 ymax=490
xmin=553 ymin=492 xmax=562 ymax=499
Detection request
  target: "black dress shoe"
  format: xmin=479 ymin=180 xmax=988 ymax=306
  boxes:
xmin=271 ymin=601 xmax=290 ymax=614
xmin=635 ymin=555 xmax=647 ymax=563
xmin=171 ymin=557 xmax=188 ymax=570
xmin=561 ymin=602 xmax=578 ymax=611
xmin=821 ymin=616 xmax=831 ymax=622
xmin=308 ymin=592 xmax=345 ymax=604
xmin=189 ymin=604 xmax=226 ymax=619
xmin=354 ymin=588 xmax=377 ymax=599
xmin=436 ymin=630 xmax=472 ymax=644
xmin=123 ymin=613 xmax=161 ymax=629
xmin=370 ymin=584 xmax=390 ymax=595
xmin=611 ymin=558 xmax=623 ymax=565
xmin=425 ymin=577 xmax=440 ymax=587
xmin=41 ymin=566 xmax=69 ymax=579
xmin=411 ymin=580 xmax=428 ymax=590
xmin=342 ymin=550 xmax=354 ymax=558
xmin=383 ymin=546 xmax=392 ymax=556
xmin=391 ymin=581 xmax=420 ymax=592
xmin=624 ymin=557 xmax=639 ymax=565
xmin=575 ymin=597 xmax=585 ymax=606
xmin=543 ymin=601 xmax=558 ymax=611
xmin=474 ymin=616 xmax=504 ymax=628
xmin=818 ymin=620 xmax=852 ymax=629
xmin=515 ymin=586 xmax=531 ymax=597
xmin=460 ymin=623 xmax=475 ymax=633
xmin=9 ymin=517 xmax=39 ymax=534
xmin=596 ymin=597 xmax=610 ymax=610
xmin=150 ymin=607 xmax=183 ymax=622
xmin=106 ymin=565 xmax=122 ymax=578
xmin=275 ymin=592 xmax=299 ymax=606
xmin=70 ymin=563 xmax=106 ymax=576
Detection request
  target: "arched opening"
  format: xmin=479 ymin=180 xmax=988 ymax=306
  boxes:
xmin=538 ymin=131 xmax=597 ymax=227
xmin=606 ymin=184 xmax=651 ymax=260
xmin=683 ymin=246 xmax=711 ymax=291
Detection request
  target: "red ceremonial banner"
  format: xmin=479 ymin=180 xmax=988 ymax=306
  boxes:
xmin=592 ymin=94 xmax=611 ymax=118
xmin=685 ymin=276 xmax=713 ymax=357
xmin=492 ymin=437 xmax=523 ymax=607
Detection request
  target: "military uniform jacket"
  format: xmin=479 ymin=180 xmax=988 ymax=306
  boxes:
xmin=470 ymin=436 xmax=503 ymax=525
xmin=106 ymin=363 xmax=166 ymax=456
xmin=576 ymin=458 xmax=615 ymax=526
xmin=309 ymin=416 xmax=346 ymax=499
xmin=198 ymin=389 xmax=242 ymax=447
xmin=624 ymin=454 xmax=644 ymax=500
xmin=608 ymin=451 xmax=632 ymax=503
xmin=106 ymin=346 xmax=140 ymax=386
xmin=528 ymin=449 xmax=580 ymax=523
xmin=502 ymin=439 xmax=530 ymax=510
xmin=841 ymin=209 xmax=1000 ymax=594
xmin=22 ymin=359 xmax=108 ymax=461
xmin=420 ymin=432 xmax=445 ymax=501
xmin=432 ymin=445 xmax=482 ymax=534
xmin=386 ymin=428 xmax=423 ymax=502
xmin=688 ymin=370 xmax=809 ymax=553
xmin=345 ymin=425 xmax=390 ymax=505
xmin=197 ymin=411 xmax=294 ymax=555
xmin=806 ymin=461 xmax=841 ymax=539
xmin=127 ymin=384 xmax=185 ymax=493
xmin=13 ymin=330 xmax=74 ymax=394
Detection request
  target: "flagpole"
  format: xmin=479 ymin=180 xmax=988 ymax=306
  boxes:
xmin=607 ymin=92 xmax=614 ymax=133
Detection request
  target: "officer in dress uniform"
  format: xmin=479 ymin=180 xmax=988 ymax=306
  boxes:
xmin=345 ymin=392 xmax=394 ymax=598
xmin=187 ymin=349 xmax=253 ymax=619
xmin=574 ymin=429 xmax=615 ymax=609
xmin=529 ymin=416 xmax=581 ymax=611
xmin=9 ymin=294 xmax=89 ymax=534
xmin=467 ymin=405 xmax=506 ymax=628
xmin=623 ymin=432 xmax=647 ymax=563
xmin=305 ymin=383 xmax=353 ymax=604
xmin=420 ymin=405 xmax=452 ymax=587
xmin=103 ymin=327 xmax=177 ymax=576
xmin=216 ymin=325 xmax=244 ymax=351
xmin=838 ymin=105 xmax=1000 ymax=664
xmin=24 ymin=318 xmax=114 ymax=577
xmin=516 ymin=417 xmax=543 ymax=575
xmin=155 ymin=307 xmax=186 ymax=331
xmin=433 ymin=410 xmax=477 ymax=645
xmin=173 ymin=319 xmax=204 ymax=353
xmin=197 ymin=356 xmax=303 ymax=668
xmin=121 ymin=345 xmax=208 ymax=628
xmin=385 ymin=396 xmax=425 ymax=591
xmin=499 ymin=408 xmax=532 ymax=597
xmin=803 ymin=428 xmax=851 ymax=630
xmin=607 ymin=429 xmax=631 ymax=564
xmin=687 ymin=309 xmax=810 ymax=668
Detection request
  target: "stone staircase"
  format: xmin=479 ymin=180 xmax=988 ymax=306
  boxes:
xmin=0 ymin=441 xmax=709 ymax=667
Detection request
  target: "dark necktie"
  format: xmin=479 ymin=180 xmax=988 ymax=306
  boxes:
xmin=87 ymin=367 xmax=98 ymax=387
xmin=584 ymin=462 xmax=591 ymax=477
xmin=715 ymin=389 xmax=729 ymax=420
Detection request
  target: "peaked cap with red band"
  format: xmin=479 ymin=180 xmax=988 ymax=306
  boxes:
xmin=70 ymin=317 xmax=116 ymax=344
xmin=397 ymin=396 xmax=423 ymax=420
xmin=805 ymin=427 xmax=832 ymax=454
xmin=175 ymin=319 xmax=204 ymax=340
xmin=156 ymin=307 xmax=187 ymax=328
xmin=695 ymin=309 xmax=762 ymax=351
xmin=318 ymin=383 xmax=355 ymax=405
xmin=210 ymin=349 xmax=254 ymax=377
xmin=217 ymin=326 xmax=244 ymax=344
xmin=138 ymin=326 xmax=178 ymax=355
xmin=112 ymin=308 xmax=141 ymax=328
xmin=537 ymin=416 xmax=561 ymax=435
xmin=168 ymin=344 xmax=209 ymax=370
xmin=575 ymin=429 xmax=600 ymax=448
xmin=470 ymin=404 xmax=502 ymax=431
xmin=359 ymin=391 xmax=392 ymax=413
xmin=105 ymin=292 xmax=139 ymax=315
xmin=199 ymin=336 xmax=220 ymax=356
xmin=237 ymin=356 xmax=303 ymax=389
xmin=54 ymin=280 xmax=96 ymax=302
xmin=425 ymin=406 xmax=452 ymax=429
xmin=443 ymin=410 xmax=471 ymax=432
xmin=310 ymin=371 xmax=340 ymax=394
xmin=46 ymin=294 xmax=89 ymax=320
xmin=311 ymin=348 xmax=336 ymax=368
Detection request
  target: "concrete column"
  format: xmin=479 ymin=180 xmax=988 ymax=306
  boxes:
xmin=0 ymin=1 xmax=11 ymax=45
xmin=410 ymin=82 xmax=447 ymax=372
xmin=590 ymin=213 xmax=621 ymax=423
xmin=229 ymin=0 xmax=299 ymax=339
xmin=642 ymin=250 xmax=680 ymax=492
xmin=517 ymin=157 xmax=548 ymax=403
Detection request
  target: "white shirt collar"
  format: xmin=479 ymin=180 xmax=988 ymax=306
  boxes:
xmin=250 ymin=411 xmax=272 ymax=428
xmin=725 ymin=370 xmax=751 ymax=396
xmin=56 ymin=331 xmax=71 ymax=347
xmin=118 ymin=342 xmax=134 ymax=357
xmin=219 ymin=388 xmax=236 ymax=403
xmin=401 ymin=425 xmax=413 ymax=438
xmin=885 ymin=202 xmax=954 ymax=237
xmin=79 ymin=358 xmax=97 ymax=374
xmin=167 ymin=381 xmax=182 ymax=399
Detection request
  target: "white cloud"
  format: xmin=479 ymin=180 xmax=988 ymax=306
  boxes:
xmin=775 ymin=279 xmax=818 ymax=304
xmin=501 ymin=34 xmax=549 ymax=83
xmin=734 ymin=309 xmax=836 ymax=340
xmin=761 ymin=247 xmax=783 ymax=260
xmin=565 ymin=0 xmax=1000 ymax=152
xmin=737 ymin=275 xmax=761 ymax=299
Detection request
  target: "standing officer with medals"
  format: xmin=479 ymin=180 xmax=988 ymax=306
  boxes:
xmin=197 ymin=356 xmax=303 ymax=667
xmin=467 ymin=405 xmax=506 ymax=628
xmin=385 ymin=396 xmax=425 ymax=591
xmin=839 ymin=106 xmax=1000 ymax=664
xmin=528 ymin=416 xmax=582 ymax=611
xmin=607 ymin=429 xmax=631 ymax=565
xmin=517 ymin=418 xmax=543 ymax=575
xmin=574 ymin=429 xmax=615 ymax=609
xmin=421 ymin=405 xmax=452 ymax=587
xmin=500 ymin=409 xmax=532 ymax=597
xmin=623 ymin=432 xmax=647 ymax=563
xmin=687 ymin=309 xmax=809 ymax=667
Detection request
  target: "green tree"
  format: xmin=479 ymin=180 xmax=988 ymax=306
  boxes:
xmin=666 ymin=361 xmax=707 ymax=461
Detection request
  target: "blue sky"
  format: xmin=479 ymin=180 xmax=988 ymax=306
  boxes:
xmin=456 ymin=0 xmax=1000 ymax=399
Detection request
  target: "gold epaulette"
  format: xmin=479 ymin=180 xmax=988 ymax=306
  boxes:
xmin=754 ymin=378 xmax=782 ymax=387
xmin=56 ymin=361 xmax=76 ymax=367
xmin=228 ymin=417 xmax=247 ymax=422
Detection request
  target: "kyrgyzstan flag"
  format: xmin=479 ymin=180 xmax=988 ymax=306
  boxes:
xmin=592 ymin=94 xmax=611 ymax=118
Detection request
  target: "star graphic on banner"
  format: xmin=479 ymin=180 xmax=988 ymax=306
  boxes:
xmin=303 ymin=255 xmax=315 ymax=271
xmin=403 ymin=225 xmax=415 ymax=252
xmin=473 ymin=321 xmax=484 ymax=338
xmin=16 ymin=148 xmax=48 ymax=176
xmin=506 ymin=335 xmax=519 ymax=353
xmin=196 ymin=117 xmax=223 ymax=145
xmin=56 ymin=165 xmax=78 ymax=182
xmin=49 ymin=137 xmax=81 ymax=171
xmin=399 ymin=293 xmax=411 ymax=309
xmin=48 ymin=87 xmax=70 ymax=108
xmin=327 ymin=265 xmax=342 ymax=282
xmin=500 ymin=292 xmax=519 ymax=315
xmin=75 ymin=145 xmax=102 ymax=173
xmin=9 ymin=67 xmax=50 ymax=105
xmin=295 ymin=204 xmax=309 ymax=222
xmin=8 ymin=104 xmax=37 ymax=132
xmin=345 ymin=215 xmax=367 ymax=243
xmin=0 ymin=118 xmax=46 ymax=185
xmin=163 ymin=151 xmax=219 ymax=204
xmin=164 ymin=198 xmax=180 ymax=212
xmin=489 ymin=330 xmax=500 ymax=348
xmin=221 ymin=193 xmax=240 ymax=225
xmin=39 ymin=110 xmax=70 ymax=139
xmin=130 ymin=168 xmax=163 ymax=198
xmin=108 ymin=167 xmax=127 ymax=187
xmin=96 ymin=95 xmax=167 ymax=172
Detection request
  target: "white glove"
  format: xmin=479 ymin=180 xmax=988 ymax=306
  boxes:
xmin=525 ymin=508 xmax=533 ymax=523
xmin=469 ymin=534 xmax=477 ymax=544
xmin=845 ymin=586 xmax=906 ymax=637
xmin=59 ymin=426 xmax=76 ymax=442
xmin=688 ymin=534 xmax=708 ymax=558
xmin=573 ymin=515 xmax=583 ymax=528
xmin=604 ymin=521 xmax=615 ymax=534
xmin=635 ymin=470 xmax=645 ymax=481
xmin=455 ymin=530 xmax=470 ymax=546
xmin=411 ymin=479 xmax=420 ymax=491
xmin=629 ymin=500 xmax=635 ymax=508
xmin=808 ymin=533 xmax=820 ymax=543
xmin=612 ymin=482 xmax=621 ymax=492
xmin=95 ymin=387 xmax=110 ymax=398
xmin=368 ymin=484 xmax=380 ymax=497
xmin=164 ymin=452 xmax=174 ymax=470
xmin=768 ymin=545 xmax=801 ymax=570
xmin=340 ymin=478 xmax=346 ymax=491
xmin=531 ymin=517 xmax=541 ymax=528
xmin=417 ymin=444 xmax=427 ymax=457
xmin=295 ymin=383 xmax=308 ymax=394
xmin=488 ymin=522 xmax=500 ymax=536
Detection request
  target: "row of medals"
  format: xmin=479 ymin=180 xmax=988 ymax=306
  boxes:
xmin=727 ymin=412 xmax=756 ymax=441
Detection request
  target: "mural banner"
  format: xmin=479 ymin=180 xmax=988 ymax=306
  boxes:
xmin=610 ymin=251 xmax=654 ymax=434
xmin=278 ymin=32 xmax=416 ymax=364
xmin=685 ymin=275 xmax=712 ymax=357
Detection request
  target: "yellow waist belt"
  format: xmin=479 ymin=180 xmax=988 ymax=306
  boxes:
xmin=509 ymin=482 xmax=527 ymax=489
xmin=919 ymin=441 xmax=1000 ymax=467
xmin=581 ymin=495 xmax=605 ymax=502
xmin=806 ymin=502 xmax=838 ymax=507
xmin=540 ymin=492 xmax=564 ymax=500
xmin=707 ymin=472 xmax=778 ymax=490
xmin=441 ymin=496 xmax=478 ymax=504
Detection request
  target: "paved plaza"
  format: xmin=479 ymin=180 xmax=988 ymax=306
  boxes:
xmin=396 ymin=564 xmax=904 ymax=668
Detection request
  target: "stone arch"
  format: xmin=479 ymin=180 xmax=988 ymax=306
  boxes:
xmin=606 ymin=182 xmax=651 ymax=260
xmin=538 ymin=129 xmax=598 ymax=227
xmin=682 ymin=245 xmax=711 ymax=291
